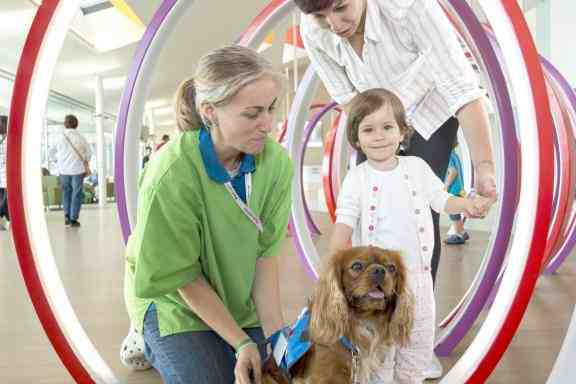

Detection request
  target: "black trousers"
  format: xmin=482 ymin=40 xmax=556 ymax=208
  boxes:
xmin=0 ymin=188 xmax=8 ymax=220
xmin=405 ymin=117 xmax=459 ymax=284
xmin=356 ymin=117 xmax=459 ymax=285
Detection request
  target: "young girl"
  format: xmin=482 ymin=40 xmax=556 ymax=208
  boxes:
xmin=329 ymin=88 xmax=492 ymax=383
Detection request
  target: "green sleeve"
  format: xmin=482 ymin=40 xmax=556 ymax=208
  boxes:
xmin=258 ymin=153 xmax=293 ymax=258
xmin=128 ymin=175 xmax=203 ymax=298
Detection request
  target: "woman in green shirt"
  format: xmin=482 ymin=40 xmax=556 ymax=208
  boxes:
xmin=124 ymin=45 xmax=293 ymax=384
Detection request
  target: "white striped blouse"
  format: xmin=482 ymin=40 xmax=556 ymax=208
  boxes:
xmin=300 ymin=0 xmax=484 ymax=140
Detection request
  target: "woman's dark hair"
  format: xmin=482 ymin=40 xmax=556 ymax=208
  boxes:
xmin=346 ymin=88 xmax=414 ymax=153
xmin=64 ymin=114 xmax=79 ymax=129
xmin=294 ymin=0 xmax=335 ymax=14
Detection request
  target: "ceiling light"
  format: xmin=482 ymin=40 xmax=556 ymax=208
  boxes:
xmin=153 ymin=106 xmax=174 ymax=117
xmin=145 ymin=99 xmax=170 ymax=109
xmin=157 ymin=120 xmax=176 ymax=127
xmin=83 ymin=76 xmax=127 ymax=90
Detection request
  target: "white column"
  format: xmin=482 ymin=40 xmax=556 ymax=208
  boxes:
xmin=550 ymin=0 xmax=575 ymax=84
xmin=292 ymin=11 xmax=299 ymax=92
xmin=146 ymin=109 xmax=156 ymax=136
xmin=94 ymin=76 xmax=106 ymax=207
xmin=284 ymin=68 xmax=291 ymax=123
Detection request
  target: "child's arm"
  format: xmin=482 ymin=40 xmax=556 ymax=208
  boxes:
xmin=330 ymin=168 xmax=360 ymax=255
xmin=445 ymin=195 xmax=494 ymax=217
xmin=329 ymin=223 xmax=354 ymax=255
xmin=418 ymin=157 xmax=495 ymax=217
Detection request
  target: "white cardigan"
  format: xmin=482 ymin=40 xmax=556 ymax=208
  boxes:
xmin=336 ymin=156 xmax=451 ymax=268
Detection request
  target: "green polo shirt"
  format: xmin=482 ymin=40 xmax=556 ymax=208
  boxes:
xmin=124 ymin=129 xmax=293 ymax=336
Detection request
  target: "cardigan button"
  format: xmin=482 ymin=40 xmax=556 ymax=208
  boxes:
xmin=372 ymin=186 xmax=378 ymax=192
xmin=422 ymin=246 xmax=428 ymax=252
xmin=369 ymin=225 xmax=375 ymax=231
xmin=412 ymin=191 xmax=417 ymax=196
xmin=370 ymin=205 xmax=376 ymax=211
xmin=415 ymin=209 xmax=421 ymax=215
xmin=419 ymin=227 xmax=425 ymax=233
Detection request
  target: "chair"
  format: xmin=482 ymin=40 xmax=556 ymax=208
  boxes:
xmin=106 ymin=181 xmax=115 ymax=202
xmin=42 ymin=175 xmax=62 ymax=209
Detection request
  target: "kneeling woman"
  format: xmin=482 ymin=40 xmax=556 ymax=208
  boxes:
xmin=124 ymin=45 xmax=293 ymax=384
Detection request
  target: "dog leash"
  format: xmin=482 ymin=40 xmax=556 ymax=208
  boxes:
xmin=341 ymin=337 xmax=361 ymax=384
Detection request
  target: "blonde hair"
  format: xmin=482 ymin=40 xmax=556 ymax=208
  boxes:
xmin=174 ymin=45 xmax=281 ymax=132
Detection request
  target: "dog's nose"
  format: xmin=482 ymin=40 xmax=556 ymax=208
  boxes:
xmin=372 ymin=265 xmax=386 ymax=283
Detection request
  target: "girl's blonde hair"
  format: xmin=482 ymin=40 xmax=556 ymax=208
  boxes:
xmin=346 ymin=88 xmax=414 ymax=153
xmin=174 ymin=45 xmax=281 ymax=132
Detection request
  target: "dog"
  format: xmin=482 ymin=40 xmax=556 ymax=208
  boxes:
xmin=263 ymin=246 xmax=414 ymax=383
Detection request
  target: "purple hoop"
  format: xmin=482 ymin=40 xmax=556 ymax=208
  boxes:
xmin=541 ymin=57 xmax=576 ymax=274
xmin=434 ymin=0 xmax=519 ymax=356
xmin=292 ymin=101 xmax=338 ymax=280
xmin=114 ymin=0 xmax=177 ymax=243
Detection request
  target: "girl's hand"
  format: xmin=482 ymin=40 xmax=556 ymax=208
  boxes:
xmin=235 ymin=343 xmax=262 ymax=384
xmin=465 ymin=195 xmax=495 ymax=218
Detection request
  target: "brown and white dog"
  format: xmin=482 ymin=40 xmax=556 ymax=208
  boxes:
xmin=263 ymin=246 xmax=414 ymax=384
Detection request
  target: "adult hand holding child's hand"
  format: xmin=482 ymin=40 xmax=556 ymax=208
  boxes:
xmin=465 ymin=194 xmax=496 ymax=218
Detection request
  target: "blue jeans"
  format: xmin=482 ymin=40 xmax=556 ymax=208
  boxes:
xmin=59 ymin=174 xmax=84 ymax=221
xmin=143 ymin=304 xmax=267 ymax=384
xmin=0 ymin=188 xmax=8 ymax=220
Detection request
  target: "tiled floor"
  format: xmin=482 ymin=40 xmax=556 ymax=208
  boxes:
xmin=0 ymin=205 xmax=574 ymax=383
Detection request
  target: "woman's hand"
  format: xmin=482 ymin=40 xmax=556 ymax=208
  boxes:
xmin=475 ymin=160 xmax=498 ymax=200
xmin=234 ymin=343 xmax=262 ymax=384
xmin=465 ymin=195 xmax=495 ymax=218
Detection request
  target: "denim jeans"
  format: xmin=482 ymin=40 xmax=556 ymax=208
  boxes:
xmin=0 ymin=188 xmax=8 ymax=220
xmin=59 ymin=174 xmax=84 ymax=221
xmin=143 ymin=304 xmax=267 ymax=384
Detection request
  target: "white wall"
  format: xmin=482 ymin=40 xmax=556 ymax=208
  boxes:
xmin=525 ymin=0 xmax=576 ymax=86
xmin=549 ymin=0 xmax=576 ymax=86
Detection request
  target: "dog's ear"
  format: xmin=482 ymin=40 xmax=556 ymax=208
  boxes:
xmin=388 ymin=252 xmax=414 ymax=346
xmin=309 ymin=251 xmax=351 ymax=344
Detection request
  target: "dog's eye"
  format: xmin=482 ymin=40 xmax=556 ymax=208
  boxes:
xmin=350 ymin=262 xmax=364 ymax=272
xmin=385 ymin=264 xmax=397 ymax=273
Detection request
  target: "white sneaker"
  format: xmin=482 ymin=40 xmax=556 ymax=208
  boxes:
xmin=120 ymin=327 xmax=151 ymax=371
xmin=446 ymin=224 xmax=456 ymax=237
xmin=425 ymin=354 xmax=443 ymax=379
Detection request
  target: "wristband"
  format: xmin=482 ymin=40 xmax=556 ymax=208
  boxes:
xmin=234 ymin=338 xmax=256 ymax=359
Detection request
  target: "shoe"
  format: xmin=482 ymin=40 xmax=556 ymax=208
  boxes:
xmin=425 ymin=354 xmax=443 ymax=379
xmin=65 ymin=216 xmax=71 ymax=227
xmin=444 ymin=234 xmax=465 ymax=245
xmin=120 ymin=327 xmax=151 ymax=371
xmin=70 ymin=220 xmax=81 ymax=228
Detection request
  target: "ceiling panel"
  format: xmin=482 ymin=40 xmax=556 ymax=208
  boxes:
xmin=1 ymin=0 xmax=294 ymax=121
